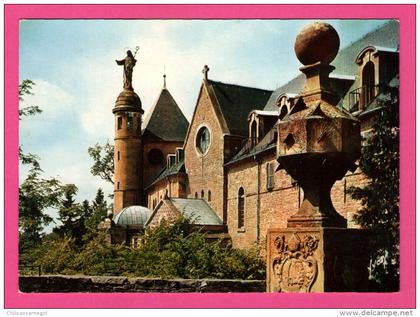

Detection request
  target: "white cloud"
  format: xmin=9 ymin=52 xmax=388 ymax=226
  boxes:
xmin=20 ymin=79 xmax=74 ymax=121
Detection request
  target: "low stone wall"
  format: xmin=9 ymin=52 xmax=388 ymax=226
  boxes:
xmin=19 ymin=275 xmax=265 ymax=293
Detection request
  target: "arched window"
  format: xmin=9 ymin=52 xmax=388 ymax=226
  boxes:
xmin=148 ymin=149 xmax=164 ymax=165
xmin=127 ymin=113 xmax=133 ymax=130
xmin=195 ymin=192 xmax=198 ymax=199
xmin=238 ymin=187 xmax=245 ymax=229
xmin=251 ymin=120 xmax=258 ymax=147
xmin=201 ymin=190 xmax=204 ymax=199
xmin=362 ymin=61 xmax=375 ymax=108
xmin=208 ymin=190 xmax=212 ymax=202
xmin=279 ymin=105 xmax=288 ymax=120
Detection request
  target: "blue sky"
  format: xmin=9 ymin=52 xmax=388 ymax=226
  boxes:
xmin=19 ymin=19 xmax=389 ymax=227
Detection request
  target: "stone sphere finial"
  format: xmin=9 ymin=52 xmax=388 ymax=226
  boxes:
xmin=294 ymin=21 xmax=340 ymax=66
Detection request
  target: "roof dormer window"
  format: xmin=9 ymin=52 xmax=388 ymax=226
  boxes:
xmin=167 ymin=154 xmax=176 ymax=168
xmin=276 ymin=93 xmax=296 ymax=120
xmin=250 ymin=120 xmax=258 ymax=147
xmin=350 ymin=45 xmax=398 ymax=112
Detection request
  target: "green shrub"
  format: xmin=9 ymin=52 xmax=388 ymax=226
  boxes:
xmin=24 ymin=217 xmax=266 ymax=280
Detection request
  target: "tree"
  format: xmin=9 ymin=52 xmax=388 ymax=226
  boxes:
xmin=54 ymin=184 xmax=89 ymax=245
xmin=88 ymin=141 xmax=114 ymax=184
xmin=84 ymin=188 xmax=108 ymax=240
xmin=19 ymin=79 xmax=42 ymax=118
xmin=19 ymin=79 xmax=64 ymax=251
xmin=349 ymin=85 xmax=399 ymax=291
xmin=19 ymin=162 xmax=63 ymax=249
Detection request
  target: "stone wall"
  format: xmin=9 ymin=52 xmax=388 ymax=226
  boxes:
xmin=19 ymin=275 xmax=265 ymax=293
xmin=147 ymin=174 xmax=187 ymax=210
xmin=184 ymin=84 xmax=227 ymax=222
xmin=226 ymin=151 xmax=368 ymax=249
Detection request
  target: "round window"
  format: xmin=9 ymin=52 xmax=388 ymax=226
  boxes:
xmin=148 ymin=149 xmax=164 ymax=165
xmin=196 ymin=127 xmax=210 ymax=154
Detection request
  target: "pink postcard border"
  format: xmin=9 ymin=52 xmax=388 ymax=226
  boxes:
xmin=4 ymin=4 xmax=416 ymax=309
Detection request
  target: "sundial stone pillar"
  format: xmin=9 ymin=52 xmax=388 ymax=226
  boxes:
xmin=267 ymin=22 xmax=371 ymax=292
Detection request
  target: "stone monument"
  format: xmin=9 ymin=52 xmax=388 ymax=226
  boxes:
xmin=266 ymin=22 xmax=370 ymax=292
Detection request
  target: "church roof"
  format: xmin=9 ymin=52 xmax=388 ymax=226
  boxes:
xmin=207 ymin=80 xmax=272 ymax=136
xmin=226 ymin=126 xmax=277 ymax=166
xmin=114 ymin=205 xmax=153 ymax=226
xmin=145 ymin=158 xmax=186 ymax=189
xmin=167 ymin=198 xmax=223 ymax=226
xmin=142 ymin=88 xmax=189 ymax=142
xmin=263 ymin=20 xmax=399 ymax=111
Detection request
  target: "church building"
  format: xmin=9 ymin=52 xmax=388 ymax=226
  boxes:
xmin=100 ymin=20 xmax=399 ymax=249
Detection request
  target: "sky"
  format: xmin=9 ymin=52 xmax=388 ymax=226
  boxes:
xmin=19 ymin=19 xmax=390 ymax=228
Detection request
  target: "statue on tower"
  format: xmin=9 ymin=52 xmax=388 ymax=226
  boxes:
xmin=116 ymin=47 xmax=139 ymax=91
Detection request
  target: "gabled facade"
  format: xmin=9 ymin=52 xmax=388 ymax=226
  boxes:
xmin=183 ymin=76 xmax=272 ymax=223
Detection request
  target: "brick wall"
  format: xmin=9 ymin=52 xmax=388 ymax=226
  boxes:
xmin=114 ymin=111 xmax=142 ymax=213
xmin=147 ymin=175 xmax=187 ymax=210
xmin=227 ymin=154 xmax=298 ymax=249
xmin=184 ymin=85 xmax=226 ymax=222
xmin=142 ymin=140 xmax=184 ymax=189
xmin=226 ymin=151 xmax=368 ymax=249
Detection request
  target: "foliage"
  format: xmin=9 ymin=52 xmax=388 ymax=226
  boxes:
xmin=30 ymin=217 xmax=266 ymax=280
xmin=19 ymin=156 xmax=64 ymax=249
xmin=53 ymin=184 xmax=91 ymax=246
xmin=31 ymin=235 xmax=79 ymax=275
xmin=72 ymin=232 xmax=134 ymax=276
xmin=348 ymin=85 xmax=399 ymax=291
xmin=19 ymin=79 xmax=42 ymax=118
xmin=83 ymin=188 xmax=108 ymax=241
xmin=88 ymin=141 xmax=114 ymax=184
xmin=132 ymin=218 xmax=265 ymax=280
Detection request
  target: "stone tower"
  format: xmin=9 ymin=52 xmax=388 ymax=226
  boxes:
xmin=113 ymin=50 xmax=144 ymax=213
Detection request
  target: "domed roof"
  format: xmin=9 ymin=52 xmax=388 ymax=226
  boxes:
xmin=114 ymin=205 xmax=152 ymax=225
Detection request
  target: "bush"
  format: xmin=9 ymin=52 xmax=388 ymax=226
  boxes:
xmin=27 ymin=217 xmax=266 ymax=280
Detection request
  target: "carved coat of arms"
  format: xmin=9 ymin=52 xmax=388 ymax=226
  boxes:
xmin=272 ymin=233 xmax=319 ymax=292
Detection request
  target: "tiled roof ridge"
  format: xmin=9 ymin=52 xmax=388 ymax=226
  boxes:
xmin=207 ymin=79 xmax=273 ymax=93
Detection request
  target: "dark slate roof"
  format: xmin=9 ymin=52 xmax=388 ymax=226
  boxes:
xmin=332 ymin=21 xmax=399 ymax=76
xmin=227 ymin=126 xmax=277 ymax=166
xmin=208 ymin=80 xmax=272 ymax=136
xmin=169 ymin=198 xmax=223 ymax=225
xmin=142 ymin=88 xmax=189 ymax=142
xmin=145 ymin=158 xmax=185 ymax=189
xmin=263 ymin=20 xmax=399 ymax=111
xmin=114 ymin=205 xmax=152 ymax=226
xmin=263 ymin=74 xmax=306 ymax=111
